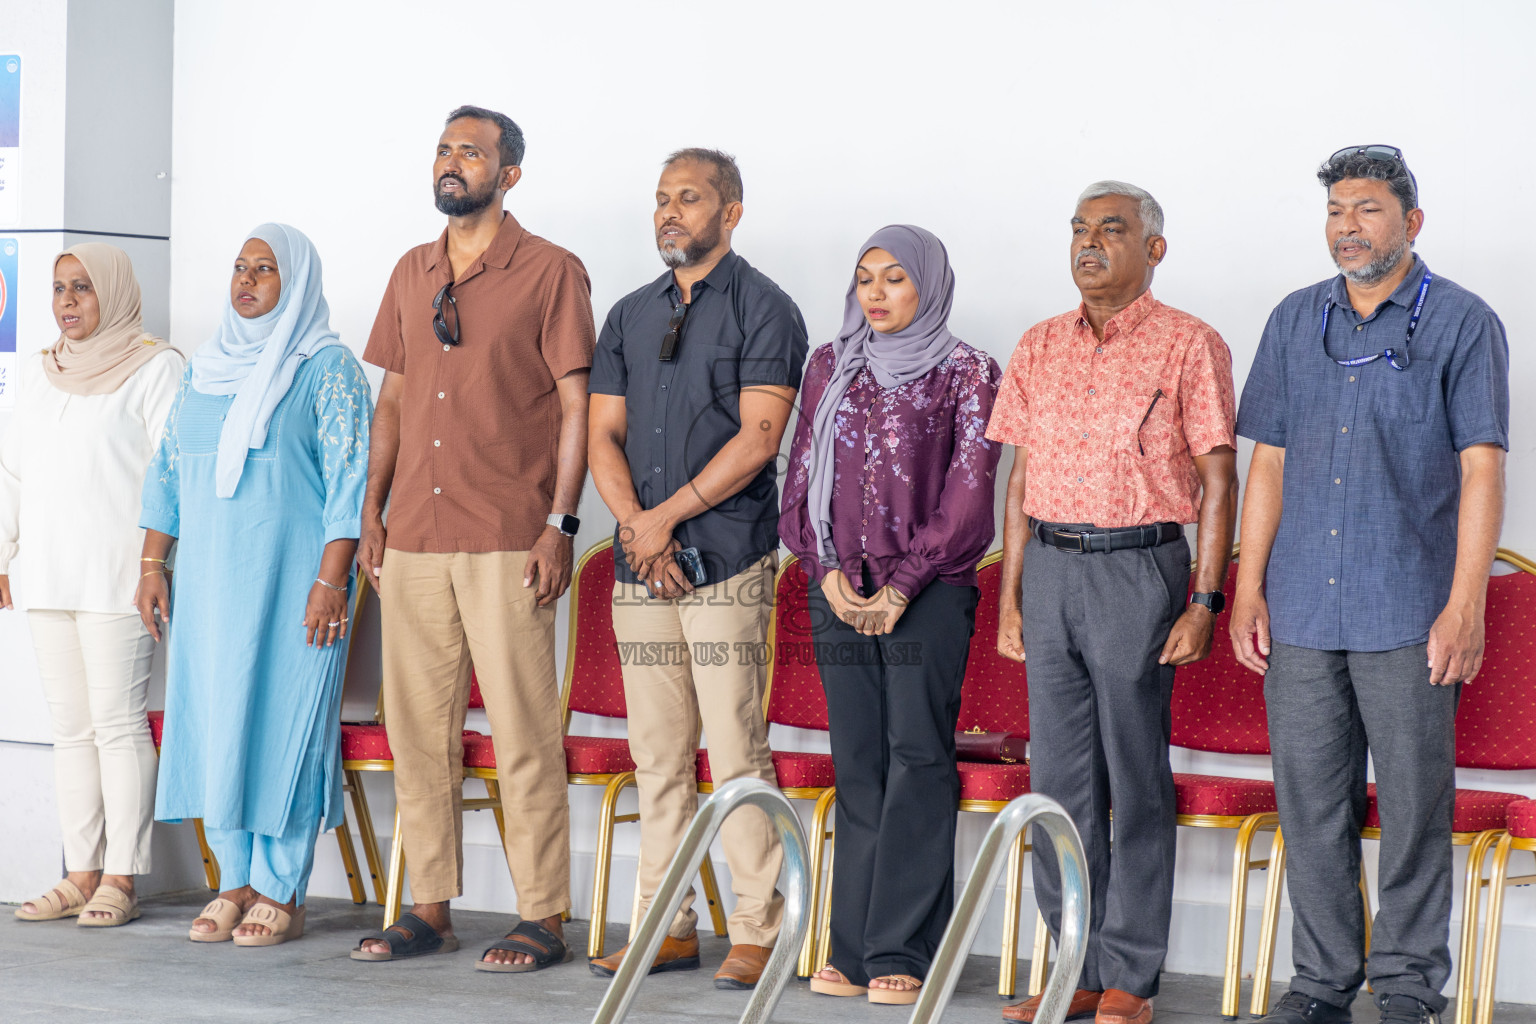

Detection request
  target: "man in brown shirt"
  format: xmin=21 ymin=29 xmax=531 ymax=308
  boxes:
xmin=350 ymin=105 xmax=595 ymax=972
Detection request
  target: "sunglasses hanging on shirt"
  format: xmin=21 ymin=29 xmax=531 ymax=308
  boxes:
xmin=659 ymin=302 xmax=689 ymax=362
xmin=1321 ymin=271 xmax=1431 ymax=372
xmin=433 ymin=281 xmax=460 ymax=347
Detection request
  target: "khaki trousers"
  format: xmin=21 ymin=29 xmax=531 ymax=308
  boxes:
xmin=610 ymin=554 xmax=784 ymax=946
xmin=379 ymin=549 xmax=570 ymax=919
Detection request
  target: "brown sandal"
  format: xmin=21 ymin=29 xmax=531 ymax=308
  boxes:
xmin=809 ymin=964 xmax=868 ymax=997
xmin=14 ymin=880 xmax=88 ymax=922
xmin=231 ymin=903 xmax=305 ymax=947
xmin=189 ymin=898 xmax=244 ymax=942
xmin=868 ymin=974 xmax=923 ymax=1005
xmin=77 ymin=884 xmax=140 ymax=928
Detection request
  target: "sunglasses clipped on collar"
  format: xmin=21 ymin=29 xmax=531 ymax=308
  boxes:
xmin=659 ymin=302 xmax=688 ymax=362
xmin=433 ymin=281 xmax=459 ymax=347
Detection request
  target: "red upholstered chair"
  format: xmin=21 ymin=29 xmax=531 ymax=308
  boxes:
xmin=1254 ymin=550 xmax=1536 ymax=1024
xmin=565 ymin=538 xmax=726 ymax=958
xmin=1475 ymin=798 xmax=1536 ymax=1024
xmin=145 ymin=711 xmax=221 ymax=891
xmin=347 ymin=612 xmax=489 ymax=923
xmin=152 ymin=579 xmax=372 ymax=904
xmin=1164 ymin=557 xmax=1292 ymax=1019
xmin=694 ymin=554 xmax=837 ymax=977
xmin=1452 ymin=550 xmax=1536 ymax=1024
xmin=952 ymin=551 xmax=1039 ymax=998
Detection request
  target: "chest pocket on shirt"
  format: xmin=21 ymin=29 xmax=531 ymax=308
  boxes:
xmin=1130 ymin=387 xmax=1178 ymax=459
xmin=1369 ymin=363 xmax=1438 ymax=423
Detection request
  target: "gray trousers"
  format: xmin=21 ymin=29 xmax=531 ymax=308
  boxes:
xmin=1018 ymin=536 xmax=1190 ymax=998
xmin=1265 ymin=642 xmax=1460 ymax=1013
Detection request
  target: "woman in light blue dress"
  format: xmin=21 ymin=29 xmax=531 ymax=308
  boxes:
xmin=134 ymin=223 xmax=372 ymax=946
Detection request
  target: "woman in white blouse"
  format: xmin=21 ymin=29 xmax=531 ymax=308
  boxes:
xmin=0 ymin=243 xmax=184 ymax=927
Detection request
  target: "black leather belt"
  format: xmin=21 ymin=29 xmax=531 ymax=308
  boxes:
xmin=1030 ymin=519 xmax=1182 ymax=554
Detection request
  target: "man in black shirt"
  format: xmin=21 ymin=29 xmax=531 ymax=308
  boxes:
xmin=588 ymin=148 xmax=808 ymax=990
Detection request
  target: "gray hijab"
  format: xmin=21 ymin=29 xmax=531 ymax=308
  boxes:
xmin=806 ymin=224 xmax=962 ymax=567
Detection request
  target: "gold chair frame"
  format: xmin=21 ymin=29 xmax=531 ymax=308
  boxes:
xmin=574 ymin=537 xmax=727 ymax=958
xmin=1456 ymin=548 xmax=1536 ymax=1024
xmin=1250 ymin=549 xmax=1536 ymax=1022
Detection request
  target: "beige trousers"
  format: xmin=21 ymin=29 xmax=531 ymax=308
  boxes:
xmin=379 ymin=549 xmax=570 ymax=919
xmin=28 ymin=610 xmax=157 ymax=875
xmin=610 ymin=554 xmax=784 ymax=946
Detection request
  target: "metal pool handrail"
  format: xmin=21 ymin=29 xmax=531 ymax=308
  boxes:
xmin=590 ymin=777 xmax=811 ymax=1024
xmin=908 ymin=794 xmax=1090 ymax=1024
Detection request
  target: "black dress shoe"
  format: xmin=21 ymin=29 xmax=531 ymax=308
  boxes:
xmin=1377 ymin=994 xmax=1440 ymax=1024
xmin=1258 ymin=989 xmax=1353 ymax=1024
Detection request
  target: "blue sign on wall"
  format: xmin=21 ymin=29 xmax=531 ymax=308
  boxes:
xmin=0 ymin=55 xmax=17 ymax=147
xmin=0 ymin=238 xmax=15 ymax=355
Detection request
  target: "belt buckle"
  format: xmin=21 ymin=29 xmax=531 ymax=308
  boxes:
xmin=1052 ymin=529 xmax=1086 ymax=554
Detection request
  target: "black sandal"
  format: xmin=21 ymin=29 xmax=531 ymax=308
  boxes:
xmin=475 ymin=919 xmax=574 ymax=973
xmin=350 ymin=912 xmax=460 ymax=961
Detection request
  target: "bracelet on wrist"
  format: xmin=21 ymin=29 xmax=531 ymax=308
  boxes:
xmin=140 ymin=557 xmax=168 ymax=564
xmin=315 ymin=577 xmax=346 ymax=592
xmin=140 ymin=569 xmax=170 ymax=580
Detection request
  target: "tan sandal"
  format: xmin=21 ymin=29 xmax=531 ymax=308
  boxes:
xmin=14 ymin=879 xmax=88 ymax=921
xmin=809 ymin=964 xmax=869 ymax=997
xmin=868 ymin=974 xmax=923 ymax=1005
xmin=231 ymin=903 xmax=305 ymax=947
xmin=76 ymin=883 xmax=141 ymax=928
xmin=189 ymin=898 xmax=244 ymax=942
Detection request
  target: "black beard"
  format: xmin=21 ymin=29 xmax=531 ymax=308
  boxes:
xmin=434 ymin=176 xmax=498 ymax=217
xmin=658 ymin=218 xmax=723 ymax=268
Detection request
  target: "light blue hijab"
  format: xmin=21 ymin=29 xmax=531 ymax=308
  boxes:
xmin=191 ymin=223 xmax=339 ymax=498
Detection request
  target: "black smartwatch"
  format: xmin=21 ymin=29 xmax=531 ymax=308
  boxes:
xmin=546 ymin=513 xmax=580 ymax=537
xmin=1190 ymin=591 xmax=1226 ymax=615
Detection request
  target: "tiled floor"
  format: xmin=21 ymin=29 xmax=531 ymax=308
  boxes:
xmin=1 ymin=892 xmax=1530 ymax=1022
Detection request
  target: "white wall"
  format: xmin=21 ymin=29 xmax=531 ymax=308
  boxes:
xmin=0 ymin=0 xmax=1525 ymax=1002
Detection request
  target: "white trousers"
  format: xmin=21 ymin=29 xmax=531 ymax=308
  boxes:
xmin=28 ymin=610 xmax=157 ymax=875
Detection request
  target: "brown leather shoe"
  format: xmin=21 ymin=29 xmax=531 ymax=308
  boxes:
xmin=1095 ymin=988 xmax=1153 ymax=1024
xmin=713 ymin=943 xmax=772 ymax=990
xmin=1002 ymin=988 xmax=1103 ymax=1021
xmin=587 ymin=932 xmax=700 ymax=977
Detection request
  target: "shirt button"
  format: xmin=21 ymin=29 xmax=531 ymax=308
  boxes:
xmin=1095 ymin=346 xmax=1103 ymax=354
xmin=1088 ymin=388 xmax=1096 ymax=395
xmin=660 ymin=384 xmax=668 ymax=390
xmin=1077 ymin=476 xmax=1085 ymax=483
xmin=443 ymin=344 xmax=451 ymax=351
xmin=653 ymin=467 xmax=662 ymax=473
xmin=1341 ymin=426 xmax=1348 ymax=433
xmin=654 ymin=427 xmax=662 ymax=434
xmin=1335 ymin=478 xmax=1342 ymax=484
xmin=1331 ymin=529 xmax=1338 ymax=536
xmin=861 ymin=535 xmax=868 ymax=542
xmin=438 ymin=391 xmax=445 ymax=398
xmin=1348 ymin=376 xmax=1356 ymax=383
xmin=1329 ymin=578 xmax=1336 ymax=585
xmin=1082 ymin=432 xmax=1089 ymax=439
xmin=1355 ymin=325 xmax=1363 ymax=331
xmin=433 ymin=487 xmax=441 ymax=495
xmin=433 ymin=440 xmax=441 ymax=447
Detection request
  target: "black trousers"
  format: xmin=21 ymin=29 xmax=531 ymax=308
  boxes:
xmin=1018 ymin=536 xmax=1190 ymax=999
xmin=1265 ymin=642 xmax=1460 ymax=1014
xmin=810 ymin=576 xmax=979 ymax=983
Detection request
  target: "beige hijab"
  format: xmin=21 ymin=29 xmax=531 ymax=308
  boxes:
xmin=42 ymin=243 xmax=176 ymax=395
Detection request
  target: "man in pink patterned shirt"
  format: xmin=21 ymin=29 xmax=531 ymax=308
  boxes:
xmin=988 ymin=181 xmax=1238 ymax=1024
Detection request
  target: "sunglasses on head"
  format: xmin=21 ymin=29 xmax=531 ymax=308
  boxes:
xmin=433 ymin=282 xmax=459 ymax=347
xmin=1329 ymin=144 xmax=1418 ymax=206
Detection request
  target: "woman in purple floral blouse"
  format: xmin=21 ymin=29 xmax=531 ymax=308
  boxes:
xmin=780 ymin=224 xmax=1001 ymax=1005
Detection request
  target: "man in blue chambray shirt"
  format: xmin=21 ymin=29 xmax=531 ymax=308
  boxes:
xmin=1232 ymin=146 xmax=1508 ymax=1024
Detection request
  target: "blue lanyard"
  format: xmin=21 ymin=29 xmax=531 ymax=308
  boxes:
xmin=1321 ymin=271 xmax=1432 ymax=369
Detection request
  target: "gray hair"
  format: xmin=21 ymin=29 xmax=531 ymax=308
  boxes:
xmin=1076 ymin=180 xmax=1164 ymax=238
